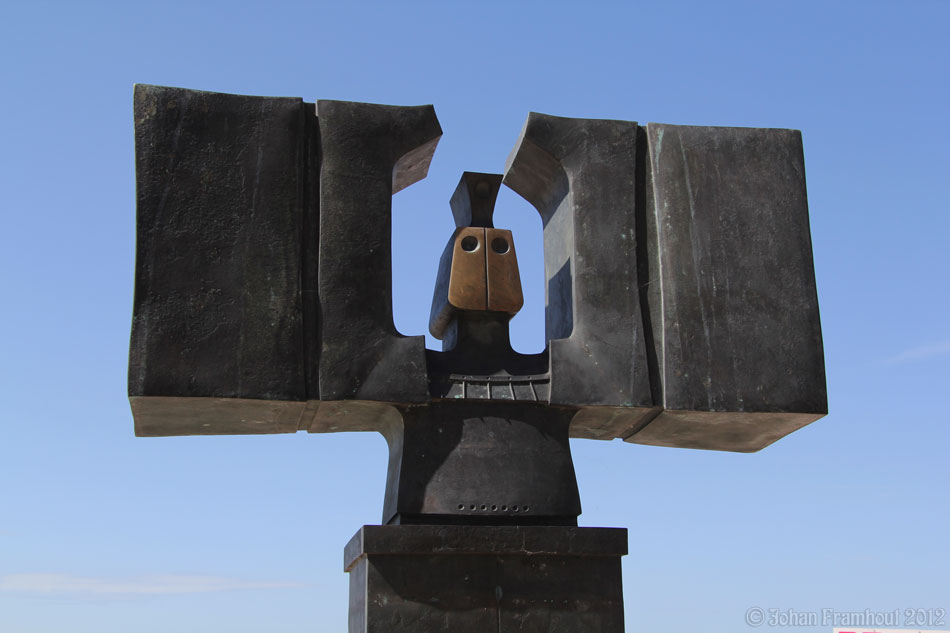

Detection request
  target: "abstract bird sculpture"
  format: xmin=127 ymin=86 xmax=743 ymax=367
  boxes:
xmin=130 ymin=85 xmax=826 ymax=632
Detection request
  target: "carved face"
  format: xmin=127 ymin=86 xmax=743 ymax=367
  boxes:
xmin=447 ymin=227 xmax=523 ymax=314
xmin=429 ymin=226 xmax=524 ymax=340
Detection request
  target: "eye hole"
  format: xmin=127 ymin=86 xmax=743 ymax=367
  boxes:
xmin=460 ymin=236 xmax=479 ymax=252
xmin=491 ymin=237 xmax=509 ymax=254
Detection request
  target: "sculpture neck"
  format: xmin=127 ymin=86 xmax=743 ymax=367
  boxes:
xmin=442 ymin=312 xmax=513 ymax=356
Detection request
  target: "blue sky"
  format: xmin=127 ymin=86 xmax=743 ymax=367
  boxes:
xmin=1 ymin=1 xmax=948 ymax=632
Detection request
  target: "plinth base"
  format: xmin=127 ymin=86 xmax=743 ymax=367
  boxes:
xmin=344 ymin=525 xmax=627 ymax=633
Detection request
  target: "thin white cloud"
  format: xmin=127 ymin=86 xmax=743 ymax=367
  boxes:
xmin=885 ymin=339 xmax=950 ymax=364
xmin=0 ymin=573 xmax=301 ymax=595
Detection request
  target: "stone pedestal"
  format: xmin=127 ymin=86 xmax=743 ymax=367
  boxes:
xmin=344 ymin=525 xmax=627 ymax=633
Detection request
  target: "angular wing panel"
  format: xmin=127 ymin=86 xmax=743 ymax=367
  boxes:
xmin=129 ymin=84 xmax=310 ymax=435
xmin=628 ymin=123 xmax=826 ymax=451
xmin=504 ymin=113 xmax=654 ymax=414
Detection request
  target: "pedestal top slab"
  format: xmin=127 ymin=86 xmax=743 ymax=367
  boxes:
xmin=345 ymin=525 xmax=628 ymax=571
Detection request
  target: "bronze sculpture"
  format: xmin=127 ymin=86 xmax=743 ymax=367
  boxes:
xmin=130 ymin=85 xmax=826 ymax=632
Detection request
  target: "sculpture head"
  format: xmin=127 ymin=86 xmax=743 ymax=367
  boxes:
xmin=429 ymin=172 xmax=524 ymax=351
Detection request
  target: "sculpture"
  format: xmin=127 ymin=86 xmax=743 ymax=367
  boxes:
xmin=130 ymin=85 xmax=826 ymax=632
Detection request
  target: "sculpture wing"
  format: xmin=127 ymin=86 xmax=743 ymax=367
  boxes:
xmin=129 ymin=85 xmax=440 ymax=436
xmin=504 ymin=115 xmax=827 ymax=452
xmin=130 ymin=87 xmax=824 ymax=451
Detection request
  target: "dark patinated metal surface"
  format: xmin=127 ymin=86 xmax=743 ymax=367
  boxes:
xmin=130 ymin=85 xmax=828 ymax=633
xmin=380 ymin=401 xmax=580 ymax=526
xmin=504 ymin=113 xmax=654 ymax=413
xmin=129 ymin=85 xmax=312 ymax=435
xmin=449 ymin=171 xmax=501 ymax=228
xmin=626 ymin=123 xmax=826 ymax=452
xmin=503 ymin=113 xmax=827 ymax=451
xmin=426 ymin=312 xmax=549 ymax=400
xmin=130 ymin=88 xmax=826 ymax=452
xmin=317 ymin=100 xmax=441 ymax=402
xmin=345 ymin=525 xmax=626 ymax=633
